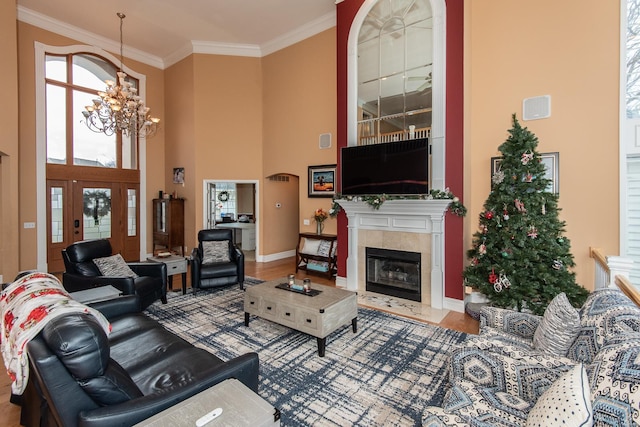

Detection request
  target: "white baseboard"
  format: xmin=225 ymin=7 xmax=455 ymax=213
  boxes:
xmin=256 ymin=249 xmax=296 ymax=263
xmin=335 ymin=275 xmax=347 ymax=288
xmin=444 ymin=297 xmax=465 ymax=313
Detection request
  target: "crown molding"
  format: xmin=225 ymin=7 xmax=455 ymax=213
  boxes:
xmin=17 ymin=6 xmax=337 ymax=68
xmin=17 ymin=6 xmax=165 ymax=69
xmin=261 ymin=11 xmax=336 ymax=56
xmin=191 ymin=41 xmax=262 ymax=58
xmin=162 ymin=42 xmax=198 ymax=68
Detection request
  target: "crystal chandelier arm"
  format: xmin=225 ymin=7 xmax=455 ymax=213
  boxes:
xmin=81 ymin=11 xmax=160 ymax=138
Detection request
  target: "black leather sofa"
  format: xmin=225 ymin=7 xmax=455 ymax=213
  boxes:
xmin=191 ymin=229 xmax=245 ymax=293
xmin=20 ymin=295 xmax=260 ymax=427
xmin=62 ymin=239 xmax=167 ymax=309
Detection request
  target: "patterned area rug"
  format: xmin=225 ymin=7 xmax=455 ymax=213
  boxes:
xmin=145 ymin=278 xmax=466 ymax=426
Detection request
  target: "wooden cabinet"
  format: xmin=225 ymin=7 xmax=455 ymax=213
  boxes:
xmin=295 ymin=233 xmax=337 ymax=279
xmin=152 ymin=198 xmax=185 ymax=255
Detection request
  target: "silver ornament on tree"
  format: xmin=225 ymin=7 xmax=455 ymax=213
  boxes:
xmin=493 ymin=272 xmax=512 ymax=292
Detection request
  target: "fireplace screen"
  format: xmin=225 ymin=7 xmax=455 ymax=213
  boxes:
xmin=366 ymin=247 xmax=421 ymax=302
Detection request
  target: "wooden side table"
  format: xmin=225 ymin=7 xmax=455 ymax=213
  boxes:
xmin=295 ymin=233 xmax=337 ymax=279
xmin=134 ymin=378 xmax=280 ymax=426
xmin=148 ymin=255 xmax=188 ymax=294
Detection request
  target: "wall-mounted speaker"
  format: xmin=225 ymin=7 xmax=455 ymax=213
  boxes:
xmin=319 ymin=133 xmax=332 ymax=149
xmin=522 ymin=95 xmax=551 ymax=121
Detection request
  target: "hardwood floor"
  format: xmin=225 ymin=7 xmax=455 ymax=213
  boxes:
xmin=0 ymin=256 xmax=478 ymax=426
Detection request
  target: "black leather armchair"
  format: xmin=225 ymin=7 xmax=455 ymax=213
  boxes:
xmin=62 ymin=239 xmax=166 ymax=309
xmin=191 ymin=229 xmax=245 ymax=293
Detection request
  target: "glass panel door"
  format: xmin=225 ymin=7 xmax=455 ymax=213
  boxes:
xmin=46 ymin=180 xmax=71 ymax=273
xmin=72 ymin=181 xmax=125 ymax=260
xmin=79 ymin=186 xmax=113 ymax=241
xmin=121 ymin=184 xmax=140 ymax=261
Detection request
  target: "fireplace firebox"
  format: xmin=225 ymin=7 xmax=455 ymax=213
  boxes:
xmin=365 ymin=247 xmax=421 ymax=302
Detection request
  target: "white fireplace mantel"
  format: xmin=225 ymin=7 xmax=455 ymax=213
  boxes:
xmin=336 ymin=199 xmax=450 ymax=309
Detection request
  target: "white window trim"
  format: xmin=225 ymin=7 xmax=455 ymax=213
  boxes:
xmin=620 ymin=0 xmax=628 ymax=256
xmin=201 ymin=179 xmax=260 ymax=258
xmin=34 ymin=42 xmax=150 ymax=269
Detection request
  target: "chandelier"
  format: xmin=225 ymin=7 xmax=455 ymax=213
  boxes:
xmin=81 ymin=12 xmax=159 ymax=138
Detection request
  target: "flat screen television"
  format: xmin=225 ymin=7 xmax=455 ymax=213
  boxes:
xmin=341 ymin=138 xmax=429 ymax=195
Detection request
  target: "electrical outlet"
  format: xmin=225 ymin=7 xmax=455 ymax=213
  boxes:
xmin=24 ymin=222 xmax=36 ymax=229
xmin=303 ymin=219 xmax=310 ymax=226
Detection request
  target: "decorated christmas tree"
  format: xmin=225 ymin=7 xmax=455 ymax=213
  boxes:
xmin=463 ymin=114 xmax=588 ymax=315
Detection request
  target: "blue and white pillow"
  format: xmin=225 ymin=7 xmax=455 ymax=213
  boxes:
xmin=533 ymin=292 xmax=581 ymax=357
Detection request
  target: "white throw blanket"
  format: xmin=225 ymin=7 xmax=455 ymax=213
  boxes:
xmin=0 ymin=272 xmax=111 ymax=394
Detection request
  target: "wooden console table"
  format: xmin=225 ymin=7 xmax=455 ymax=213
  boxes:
xmin=295 ymin=233 xmax=337 ymax=279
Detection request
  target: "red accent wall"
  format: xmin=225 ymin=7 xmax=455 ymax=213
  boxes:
xmin=335 ymin=0 xmax=464 ymax=301
xmin=444 ymin=0 xmax=464 ymax=300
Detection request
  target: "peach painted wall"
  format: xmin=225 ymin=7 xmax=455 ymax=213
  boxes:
xmin=15 ymin=22 xmax=165 ymax=267
xmin=0 ymin=2 xmax=20 ymax=281
xmin=6 ymin=2 xmax=621 ymax=291
xmin=263 ymin=176 xmax=300 ymax=254
xmin=465 ymin=0 xmax=620 ymax=290
xmin=163 ymin=56 xmax=196 ymax=253
xmin=171 ymin=54 xmax=264 ymax=251
xmin=262 ymin=28 xmax=338 ymax=252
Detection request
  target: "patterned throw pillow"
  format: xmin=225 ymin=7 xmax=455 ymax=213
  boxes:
xmin=317 ymin=240 xmax=332 ymax=257
xmin=525 ymin=364 xmax=592 ymax=427
xmin=590 ymin=334 xmax=640 ymax=426
xmin=533 ymin=292 xmax=580 ymax=357
xmin=93 ymin=254 xmax=138 ymax=278
xmin=202 ymin=241 xmax=230 ymax=264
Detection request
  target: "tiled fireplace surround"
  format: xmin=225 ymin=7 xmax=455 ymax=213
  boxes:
xmin=336 ymin=199 xmax=460 ymax=319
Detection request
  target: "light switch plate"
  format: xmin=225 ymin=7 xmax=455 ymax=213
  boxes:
xmin=303 ymin=219 xmax=310 ymax=225
xmin=24 ymin=222 xmax=36 ymax=229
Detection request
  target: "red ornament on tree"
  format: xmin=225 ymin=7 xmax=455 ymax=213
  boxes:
xmin=488 ymin=268 xmax=498 ymax=284
xmin=484 ymin=211 xmax=494 ymax=220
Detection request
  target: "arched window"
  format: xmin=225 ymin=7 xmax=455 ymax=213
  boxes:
xmin=357 ymin=0 xmax=433 ymax=144
xmin=348 ymin=0 xmax=446 ymax=190
xmin=45 ymin=52 xmax=138 ymax=169
xmin=35 ymin=43 xmax=148 ymax=271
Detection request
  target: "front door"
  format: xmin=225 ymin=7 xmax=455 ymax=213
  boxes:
xmin=46 ymin=179 xmax=139 ymax=273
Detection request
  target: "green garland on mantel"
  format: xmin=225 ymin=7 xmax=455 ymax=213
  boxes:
xmin=330 ymin=189 xmax=467 ymax=218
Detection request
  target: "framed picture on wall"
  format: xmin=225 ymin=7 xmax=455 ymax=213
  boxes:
xmin=308 ymin=164 xmax=336 ymax=198
xmin=490 ymin=152 xmax=559 ymax=194
xmin=173 ymin=167 xmax=185 ymax=184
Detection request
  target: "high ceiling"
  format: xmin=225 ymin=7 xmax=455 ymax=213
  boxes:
xmin=16 ymin=0 xmax=337 ymax=68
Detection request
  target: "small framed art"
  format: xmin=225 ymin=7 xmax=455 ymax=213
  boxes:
xmin=308 ymin=164 xmax=336 ymax=198
xmin=173 ymin=167 xmax=185 ymax=184
xmin=491 ymin=152 xmax=559 ymax=194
